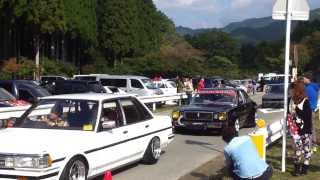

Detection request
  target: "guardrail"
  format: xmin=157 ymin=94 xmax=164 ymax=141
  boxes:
xmin=0 ymin=93 xmax=187 ymax=120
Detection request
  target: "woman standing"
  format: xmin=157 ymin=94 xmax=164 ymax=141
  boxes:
xmin=290 ymin=81 xmax=313 ymax=176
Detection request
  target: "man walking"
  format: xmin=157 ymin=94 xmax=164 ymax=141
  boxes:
xmin=302 ymin=72 xmax=319 ymax=148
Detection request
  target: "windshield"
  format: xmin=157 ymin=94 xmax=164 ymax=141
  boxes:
xmin=269 ymin=85 xmax=284 ymax=94
xmin=191 ymin=90 xmax=237 ymax=105
xmin=16 ymin=99 xmax=99 ymax=131
xmin=0 ymin=88 xmax=15 ymax=101
xmin=141 ymin=79 xmax=157 ymax=89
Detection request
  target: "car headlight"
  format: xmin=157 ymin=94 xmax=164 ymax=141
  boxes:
xmin=172 ymin=111 xmax=180 ymax=120
xmin=218 ymin=112 xmax=227 ymax=121
xmin=4 ymin=154 xmax=52 ymax=169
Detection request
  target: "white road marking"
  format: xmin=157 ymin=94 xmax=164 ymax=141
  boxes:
xmin=259 ymin=108 xmax=284 ymax=114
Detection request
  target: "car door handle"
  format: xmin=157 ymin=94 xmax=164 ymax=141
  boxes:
xmin=123 ymin=130 xmax=128 ymax=134
xmin=145 ymin=125 xmax=150 ymax=128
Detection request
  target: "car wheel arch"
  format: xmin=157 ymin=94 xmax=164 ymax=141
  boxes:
xmin=57 ymin=154 xmax=90 ymax=179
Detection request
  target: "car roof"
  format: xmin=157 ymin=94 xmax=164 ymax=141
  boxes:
xmin=40 ymin=93 xmax=133 ymax=101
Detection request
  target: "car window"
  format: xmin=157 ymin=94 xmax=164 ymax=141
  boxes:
xmin=72 ymin=83 xmax=87 ymax=93
xmin=131 ymin=79 xmax=143 ymax=89
xmin=120 ymin=98 xmax=151 ymax=124
xmin=17 ymin=99 xmax=98 ymax=131
xmin=101 ymin=101 xmax=123 ymax=129
xmin=18 ymin=89 xmax=35 ymax=103
xmin=0 ymin=83 xmax=13 ymax=94
xmin=101 ymin=79 xmax=127 ymax=88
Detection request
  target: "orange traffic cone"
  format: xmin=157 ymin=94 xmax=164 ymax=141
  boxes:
xmin=104 ymin=171 xmax=112 ymax=180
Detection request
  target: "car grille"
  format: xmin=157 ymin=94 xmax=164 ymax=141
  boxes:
xmin=184 ymin=112 xmax=213 ymax=121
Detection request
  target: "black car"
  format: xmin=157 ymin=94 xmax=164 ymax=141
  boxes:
xmin=262 ymin=84 xmax=286 ymax=108
xmin=172 ymin=88 xmax=257 ymax=133
xmin=51 ymin=80 xmax=106 ymax=95
xmin=0 ymin=80 xmax=51 ymax=104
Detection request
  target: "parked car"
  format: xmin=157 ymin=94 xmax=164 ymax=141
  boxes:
xmin=153 ymin=79 xmax=177 ymax=95
xmin=40 ymin=75 xmax=68 ymax=93
xmin=74 ymin=74 xmax=163 ymax=96
xmin=104 ymin=86 xmax=127 ymax=94
xmin=0 ymin=80 xmax=51 ymax=104
xmin=262 ymin=84 xmax=286 ymax=108
xmin=51 ymin=80 xmax=106 ymax=95
xmin=0 ymin=88 xmax=30 ymax=108
xmin=229 ymin=80 xmax=248 ymax=92
xmin=98 ymin=75 xmax=163 ymax=96
xmin=0 ymin=94 xmax=174 ymax=179
xmin=172 ymin=88 xmax=257 ymax=133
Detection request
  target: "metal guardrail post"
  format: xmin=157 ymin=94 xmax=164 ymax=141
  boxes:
xmin=152 ymin=103 xmax=156 ymax=112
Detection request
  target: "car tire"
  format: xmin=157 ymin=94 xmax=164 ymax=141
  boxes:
xmin=59 ymin=157 xmax=88 ymax=180
xmin=142 ymin=137 xmax=161 ymax=165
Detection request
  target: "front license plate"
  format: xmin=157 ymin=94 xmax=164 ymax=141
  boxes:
xmin=207 ymin=123 xmax=222 ymax=128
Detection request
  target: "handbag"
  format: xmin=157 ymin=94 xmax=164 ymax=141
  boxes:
xmin=287 ymin=113 xmax=299 ymax=137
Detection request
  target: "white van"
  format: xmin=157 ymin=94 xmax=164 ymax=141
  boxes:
xmin=73 ymin=74 xmax=163 ymax=96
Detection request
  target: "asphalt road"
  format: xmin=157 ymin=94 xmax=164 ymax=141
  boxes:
xmin=108 ymin=93 xmax=284 ymax=180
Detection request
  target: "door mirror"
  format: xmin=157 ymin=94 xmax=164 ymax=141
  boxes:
xmin=101 ymin=119 xmax=116 ymax=130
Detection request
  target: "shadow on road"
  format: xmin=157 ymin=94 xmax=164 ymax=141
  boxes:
xmin=185 ymin=140 xmax=224 ymax=153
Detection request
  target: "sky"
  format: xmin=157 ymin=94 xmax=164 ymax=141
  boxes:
xmin=153 ymin=0 xmax=320 ymax=29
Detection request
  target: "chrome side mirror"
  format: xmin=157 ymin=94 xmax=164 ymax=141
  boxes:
xmin=102 ymin=119 xmax=116 ymax=130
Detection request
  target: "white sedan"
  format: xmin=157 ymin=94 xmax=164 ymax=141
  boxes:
xmin=0 ymin=94 xmax=174 ymax=179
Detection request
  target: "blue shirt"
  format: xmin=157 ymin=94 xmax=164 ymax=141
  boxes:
xmin=305 ymin=83 xmax=319 ymax=112
xmin=224 ymin=136 xmax=268 ymax=178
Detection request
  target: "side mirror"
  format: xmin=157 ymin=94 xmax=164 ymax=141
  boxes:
xmin=101 ymin=119 xmax=116 ymax=130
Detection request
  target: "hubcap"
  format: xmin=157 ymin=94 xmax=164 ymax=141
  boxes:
xmin=235 ymin=119 xmax=240 ymax=132
xmin=69 ymin=160 xmax=86 ymax=180
xmin=151 ymin=138 xmax=161 ymax=159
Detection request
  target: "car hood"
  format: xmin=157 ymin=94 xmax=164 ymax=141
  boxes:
xmin=0 ymin=128 xmax=96 ymax=159
xmin=179 ymin=104 xmax=233 ymax=113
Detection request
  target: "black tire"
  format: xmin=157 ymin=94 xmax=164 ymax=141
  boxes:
xmin=142 ymin=137 xmax=161 ymax=165
xmin=59 ymin=157 xmax=88 ymax=180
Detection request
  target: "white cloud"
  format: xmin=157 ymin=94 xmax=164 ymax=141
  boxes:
xmin=231 ymin=0 xmax=253 ymax=9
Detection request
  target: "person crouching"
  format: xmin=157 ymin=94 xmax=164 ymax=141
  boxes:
xmin=222 ymin=127 xmax=273 ymax=179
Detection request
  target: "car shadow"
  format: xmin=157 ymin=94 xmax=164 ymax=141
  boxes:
xmin=185 ymin=139 xmax=224 ymax=153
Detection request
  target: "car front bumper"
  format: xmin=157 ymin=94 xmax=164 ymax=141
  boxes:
xmin=173 ymin=119 xmax=227 ymax=130
xmin=0 ymin=166 xmax=61 ymax=180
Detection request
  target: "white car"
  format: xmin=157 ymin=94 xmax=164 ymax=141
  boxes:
xmin=153 ymin=80 xmax=177 ymax=96
xmin=0 ymin=94 xmax=174 ymax=179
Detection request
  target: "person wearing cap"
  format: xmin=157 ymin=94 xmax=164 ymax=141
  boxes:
xmin=222 ymin=127 xmax=273 ymax=180
xmin=302 ymin=72 xmax=319 ymax=147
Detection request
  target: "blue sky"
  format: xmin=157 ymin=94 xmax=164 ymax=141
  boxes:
xmin=153 ymin=0 xmax=320 ymax=29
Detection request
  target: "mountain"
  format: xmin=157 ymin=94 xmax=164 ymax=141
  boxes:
xmin=176 ymin=8 xmax=320 ymax=43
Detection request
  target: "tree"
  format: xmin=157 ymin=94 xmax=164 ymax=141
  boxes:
xmin=13 ymin=0 xmax=65 ymax=79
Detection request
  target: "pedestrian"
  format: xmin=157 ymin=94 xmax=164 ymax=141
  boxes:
xmin=302 ymin=72 xmax=319 ymax=149
xmin=197 ymin=78 xmax=205 ymax=92
xmin=184 ymin=77 xmax=194 ymax=104
xmin=252 ymin=80 xmax=257 ymax=95
xmin=222 ymin=127 xmax=273 ymax=180
xmin=289 ymin=80 xmax=313 ymax=176
xmin=176 ymin=76 xmax=184 ymax=94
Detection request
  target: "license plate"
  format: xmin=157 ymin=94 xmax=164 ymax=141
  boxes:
xmin=192 ymin=122 xmax=203 ymax=125
xmin=207 ymin=123 xmax=222 ymax=128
